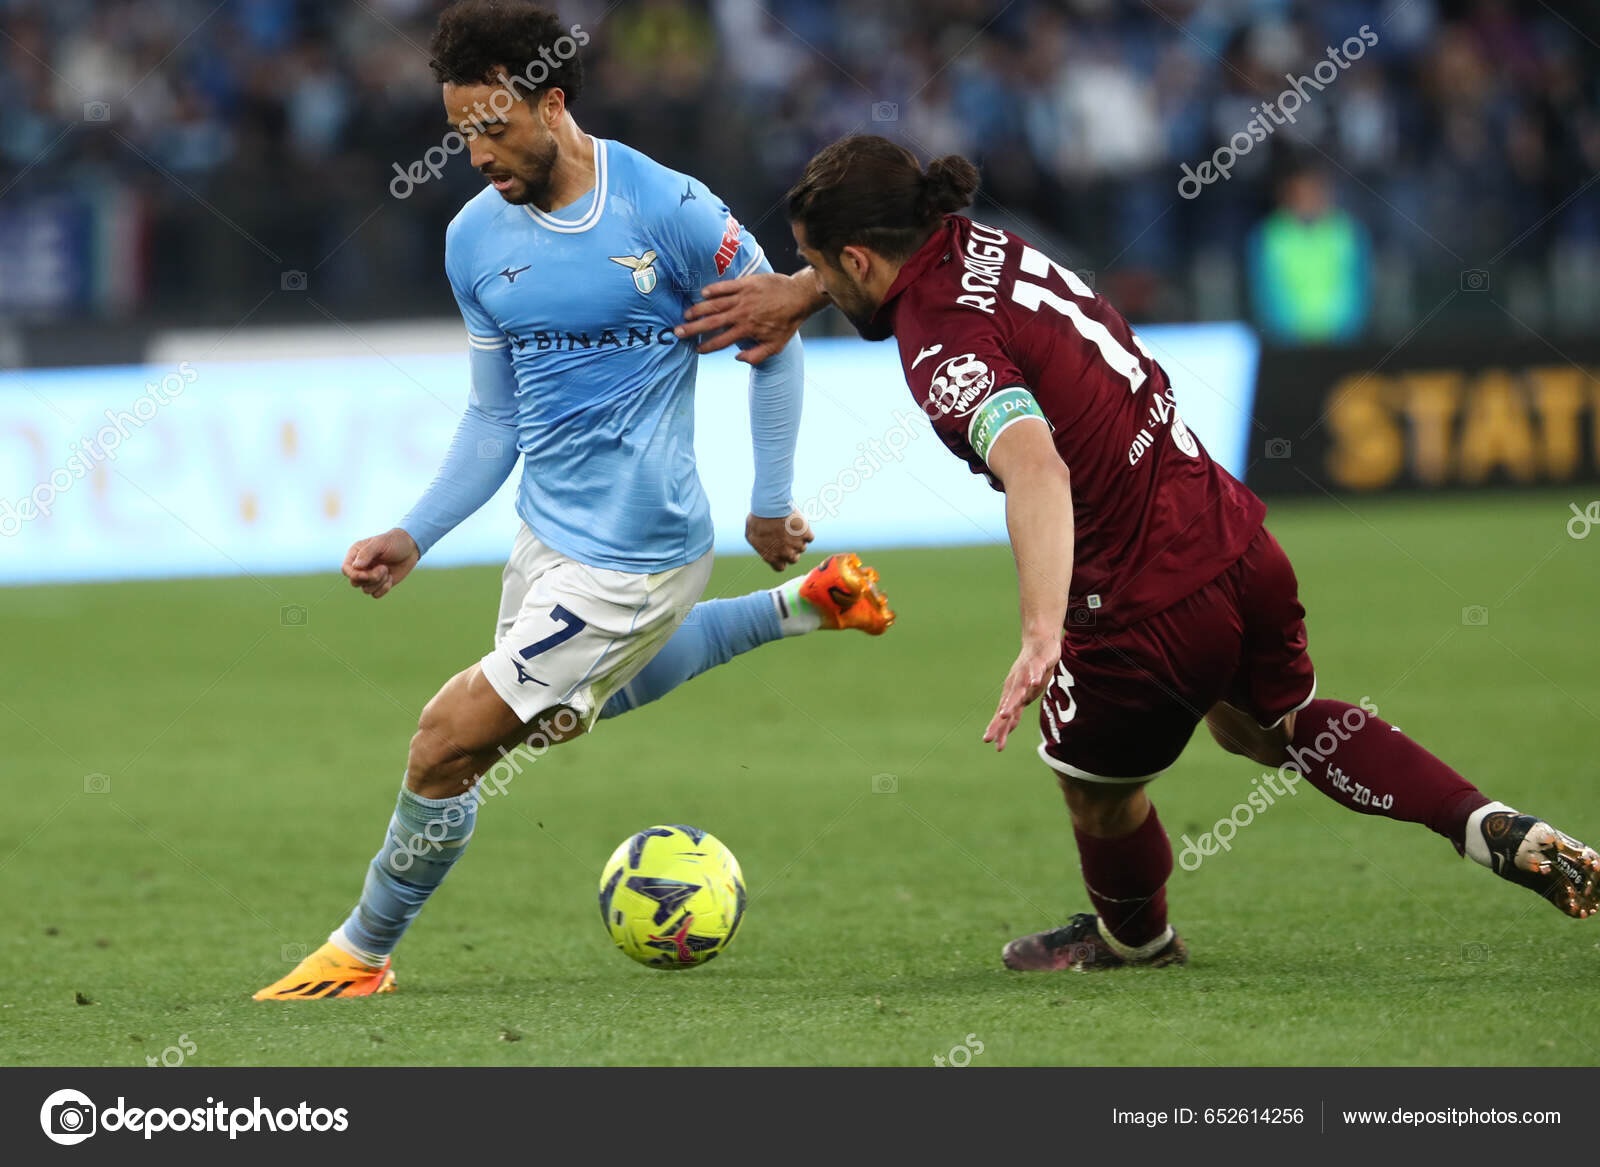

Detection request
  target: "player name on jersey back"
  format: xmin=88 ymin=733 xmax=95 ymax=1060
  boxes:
xmin=880 ymin=215 xmax=1266 ymax=629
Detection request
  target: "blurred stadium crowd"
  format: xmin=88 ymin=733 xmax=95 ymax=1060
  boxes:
xmin=2 ymin=0 xmax=1597 ymax=341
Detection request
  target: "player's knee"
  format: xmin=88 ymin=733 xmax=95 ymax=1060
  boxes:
xmin=521 ymin=705 xmax=585 ymax=750
xmin=1056 ymin=774 xmax=1147 ymax=836
xmin=1205 ymin=715 xmax=1251 ymax=757
xmin=1211 ymin=730 xmax=1288 ymax=768
xmin=1206 ymin=709 xmax=1288 ymax=768
xmin=1243 ymin=728 xmax=1291 ymax=768
xmin=408 ymin=695 xmax=477 ymax=790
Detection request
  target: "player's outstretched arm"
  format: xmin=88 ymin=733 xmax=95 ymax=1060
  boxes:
xmin=981 ymin=417 xmax=1073 ymax=751
xmin=674 ymin=269 xmax=830 ymax=364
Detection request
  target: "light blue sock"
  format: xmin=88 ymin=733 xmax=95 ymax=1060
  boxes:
xmin=601 ymin=592 xmax=783 ymax=718
xmin=334 ymin=784 xmax=479 ymax=962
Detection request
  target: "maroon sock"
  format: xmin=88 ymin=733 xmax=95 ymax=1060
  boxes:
xmin=1287 ymin=699 xmax=1489 ymax=852
xmin=1075 ymin=805 xmax=1172 ymax=948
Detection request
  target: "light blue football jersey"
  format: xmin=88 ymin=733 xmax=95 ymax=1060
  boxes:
xmin=444 ymin=135 xmax=769 ymax=572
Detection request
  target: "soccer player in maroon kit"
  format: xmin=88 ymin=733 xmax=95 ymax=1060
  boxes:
xmin=676 ymin=134 xmax=1600 ymax=970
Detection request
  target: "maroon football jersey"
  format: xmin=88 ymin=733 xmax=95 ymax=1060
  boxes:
xmin=875 ymin=215 xmax=1265 ymax=629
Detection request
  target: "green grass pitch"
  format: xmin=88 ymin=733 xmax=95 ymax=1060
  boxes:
xmin=4 ymin=490 xmax=1598 ymax=1066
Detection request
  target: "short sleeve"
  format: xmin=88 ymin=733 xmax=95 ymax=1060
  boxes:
xmin=900 ymin=301 xmax=1044 ymax=465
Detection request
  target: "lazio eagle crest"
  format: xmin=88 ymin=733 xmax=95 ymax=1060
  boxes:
xmin=610 ymin=250 xmax=659 ymax=295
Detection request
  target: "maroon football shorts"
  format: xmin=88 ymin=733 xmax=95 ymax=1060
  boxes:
xmin=1037 ymin=525 xmax=1316 ymax=783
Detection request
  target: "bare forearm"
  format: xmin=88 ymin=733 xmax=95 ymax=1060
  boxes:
xmin=1006 ymin=468 xmax=1074 ymax=641
xmin=675 ymin=267 xmax=827 ymax=361
xmin=979 ymin=417 xmax=1071 ymax=750
xmin=790 ymin=266 xmax=831 ymax=318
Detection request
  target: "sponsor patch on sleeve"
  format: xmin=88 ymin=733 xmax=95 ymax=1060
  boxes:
xmin=968 ymin=386 xmax=1046 ymax=463
xmin=713 ymin=214 xmax=743 ymax=276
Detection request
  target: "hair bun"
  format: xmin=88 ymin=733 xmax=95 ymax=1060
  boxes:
xmin=923 ymin=155 xmax=979 ymax=213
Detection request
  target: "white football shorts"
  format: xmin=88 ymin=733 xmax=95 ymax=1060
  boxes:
xmin=480 ymin=523 xmax=714 ymax=729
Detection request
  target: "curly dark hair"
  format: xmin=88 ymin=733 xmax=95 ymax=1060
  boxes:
xmin=428 ymin=0 xmax=584 ymax=105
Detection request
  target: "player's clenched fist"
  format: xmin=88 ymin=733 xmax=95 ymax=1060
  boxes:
xmin=342 ymin=528 xmax=421 ymax=599
xmin=746 ymin=510 xmax=813 ymax=570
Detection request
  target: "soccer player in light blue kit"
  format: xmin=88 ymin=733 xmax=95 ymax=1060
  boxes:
xmin=256 ymin=1 xmax=891 ymax=1000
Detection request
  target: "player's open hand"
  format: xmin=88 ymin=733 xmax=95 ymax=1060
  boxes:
xmin=983 ymin=634 xmax=1061 ymax=751
xmin=746 ymin=510 xmax=813 ymax=571
xmin=675 ymin=272 xmax=814 ymax=364
xmin=342 ymin=528 xmax=421 ymax=599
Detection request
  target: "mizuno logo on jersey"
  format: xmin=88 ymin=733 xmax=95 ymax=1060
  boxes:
xmin=610 ymin=250 xmax=659 ymax=295
xmin=498 ymin=264 xmax=531 ymax=283
xmin=512 ymin=659 xmax=549 ymax=686
xmin=911 ymin=343 xmax=943 ymax=369
xmin=679 ymin=182 xmax=696 ymax=205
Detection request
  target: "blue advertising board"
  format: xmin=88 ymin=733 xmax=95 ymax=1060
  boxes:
xmin=0 ymin=327 xmax=1256 ymax=585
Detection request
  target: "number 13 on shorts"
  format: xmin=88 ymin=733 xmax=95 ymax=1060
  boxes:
xmin=1043 ymin=662 xmax=1077 ymax=743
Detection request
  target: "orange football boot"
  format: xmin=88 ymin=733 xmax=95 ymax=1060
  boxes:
xmin=797 ymin=553 xmax=895 ymax=635
xmin=253 ymin=941 xmax=395 ymax=1000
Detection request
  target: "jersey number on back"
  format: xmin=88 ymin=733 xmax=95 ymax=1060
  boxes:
xmin=1009 ymin=246 xmax=1149 ymax=394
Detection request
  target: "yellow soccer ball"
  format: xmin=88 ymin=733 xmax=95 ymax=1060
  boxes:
xmin=598 ymin=825 xmax=747 ymax=969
